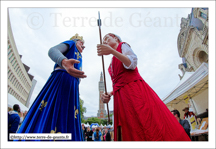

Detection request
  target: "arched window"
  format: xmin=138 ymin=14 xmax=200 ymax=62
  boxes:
xmin=198 ymin=51 xmax=208 ymax=63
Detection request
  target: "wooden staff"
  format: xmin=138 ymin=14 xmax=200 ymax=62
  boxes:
xmin=97 ymin=11 xmax=110 ymax=124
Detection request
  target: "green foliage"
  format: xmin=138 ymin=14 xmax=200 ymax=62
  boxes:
xmin=79 ymin=97 xmax=86 ymax=123
xmin=85 ymin=117 xmax=113 ymax=125
xmin=85 ymin=117 xmax=101 ymax=125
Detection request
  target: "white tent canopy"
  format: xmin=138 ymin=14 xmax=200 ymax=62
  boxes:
xmin=162 ymin=63 xmax=208 ymax=104
xmin=8 ymin=93 xmax=29 ymax=112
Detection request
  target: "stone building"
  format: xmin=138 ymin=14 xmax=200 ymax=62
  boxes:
xmin=8 ymin=14 xmax=37 ymax=108
xmin=163 ymin=8 xmax=208 ymax=119
xmin=177 ymin=8 xmax=208 ymax=79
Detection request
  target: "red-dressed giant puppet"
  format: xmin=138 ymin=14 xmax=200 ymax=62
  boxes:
xmin=97 ymin=33 xmax=191 ymax=141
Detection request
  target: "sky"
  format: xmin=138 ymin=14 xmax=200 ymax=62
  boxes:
xmin=8 ymin=7 xmax=192 ymax=117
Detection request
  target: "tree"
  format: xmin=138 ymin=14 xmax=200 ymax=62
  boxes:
xmin=85 ymin=117 xmax=101 ymax=125
xmin=79 ymin=97 xmax=86 ymax=123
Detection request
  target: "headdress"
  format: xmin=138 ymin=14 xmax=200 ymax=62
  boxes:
xmin=182 ymin=107 xmax=189 ymax=111
xmin=103 ymin=33 xmax=122 ymax=42
xmin=70 ymin=33 xmax=84 ymax=43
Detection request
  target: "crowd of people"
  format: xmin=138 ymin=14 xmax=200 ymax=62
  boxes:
xmin=8 ymin=103 xmax=202 ymax=141
xmin=8 ymin=103 xmax=114 ymax=141
xmin=81 ymin=123 xmax=113 ymax=141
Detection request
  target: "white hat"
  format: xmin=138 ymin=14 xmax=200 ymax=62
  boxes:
xmin=104 ymin=33 xmax=122 ymax=42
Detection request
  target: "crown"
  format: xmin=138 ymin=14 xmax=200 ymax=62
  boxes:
xmin=70 ymin=33 xmax=84 ymax=43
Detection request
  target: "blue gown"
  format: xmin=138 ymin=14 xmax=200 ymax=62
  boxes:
xmin=16 ymin=40 xmax=84 ymax=141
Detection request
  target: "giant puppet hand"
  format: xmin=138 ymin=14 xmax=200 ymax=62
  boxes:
xmin=101 ymin=91 xmax=113 ymax=103
xmin=62 ymin=59 xmax=87 ymax=78
xmin=97 ymin=44 xmax=115 ymax=56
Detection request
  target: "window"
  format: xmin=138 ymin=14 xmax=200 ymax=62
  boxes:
xmin=198 ymin=51 xmax=208 ymax=63
xmin=16 ymin=66 xmax=19 ymax=72
xmin=8 ymin=73 xmax=12 ymax=79
xmin=8 ymin=49 xmax=12 ymax=55
xmin=9 ymin=54 xmax=13 ymax=60
xmin=17 ymin=68 xmax=21 ymax=74
xmin=19 ymin=70 xmax=22 ymax=77
xmin=16 ymin=82 xmax=19 ymax=88
xmin=12 ymin=77 xmax=16 ymax=84
xmin=10 ymin=76 xmax=14 ymax=81
xmin=12 ymin=60 xmax=17 ymax=66
xmin=14 ymin=81 xmax=17 ymax=86
xmin=14 ymin=64 xmax=18 ymax=70
xmin=11 ymin=57 xmax=15 ymax=63
xmin=200 ymin=12 xmax=207 ymax=20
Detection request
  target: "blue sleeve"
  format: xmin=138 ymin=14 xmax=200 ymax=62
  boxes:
xmin=10 ymin=116 xmax=20 ymax=133
xmin=62 ymin=40 xmax=75 ymax=49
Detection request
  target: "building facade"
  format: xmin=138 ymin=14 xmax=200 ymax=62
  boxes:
xmin=177 ymin=8 xmax=208 ymax=79
xmin=163 ymin=8 xmax=208 ymax=119
xmin=8 ymin=14 xmax=36 ymax=107
xmin=97 ymin=72 xmax=107 ymax=119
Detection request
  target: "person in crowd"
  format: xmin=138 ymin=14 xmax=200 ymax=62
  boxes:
xmin=93 ymin=127 xmax=102 ymax=141
xmin=86 ymin=126 xmax=93 ymax=141
xmin=92 ymin=128 xmax=95 ymax=141
xmin=102 ymin=126 xmax=106 ymax=141
xmin=82 ymin=123 xmax=87 ymax=141
xmin=105 ymin=128 xmax=111 ymax=141
xmin=97 ymin=33 xmax=191 ymax=141
xmin=8 ymin=107 xmax=13 ymax=112
xmin=8 ymin=104 xmax=21 ymax=141
xmin=171 ymin=109 xmax=191 ymax=139
xmin=16 ymin=34 xmax=86 ymax=141
xmin=183 ymin=107 xmax=196 ymax=119
xmin=23 ymin=111 xmax=28 ymax=119
xmin=109 ymin=127 xmax=114 ymax=141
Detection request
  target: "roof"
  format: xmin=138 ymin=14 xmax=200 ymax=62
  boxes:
xmin=162 ymin=63 xmax=208 ymax=104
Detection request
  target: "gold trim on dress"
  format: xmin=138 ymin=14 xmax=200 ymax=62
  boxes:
xmin=75 ymin=52 xmax=81 ymax=60
xmin=39 ymin=100 xmax=47 ymax=111
xmin=50 ymin=127 xmax=61 ymax=134
xmin=50 ymin=127 xmax=61 ymax=141
xmin=74 ymin=106 xmax=79 ymax=119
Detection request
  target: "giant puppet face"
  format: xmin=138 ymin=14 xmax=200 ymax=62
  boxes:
xmin=103 ymin=34 xmax=119 ymax=48
xmin=76 ymin=40 xmax=85 ymax=53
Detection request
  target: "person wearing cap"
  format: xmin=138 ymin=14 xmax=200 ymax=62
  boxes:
xmin=16 ymin=34 xmax=86 ymax=141
xmin=183 ymin=107 xmax=196 ymax=119
xmin=97 ymin=33 xmax=191 ymax=141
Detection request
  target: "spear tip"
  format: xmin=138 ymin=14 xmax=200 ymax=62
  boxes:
xmin=98 ymin=11 xmax=100 ymax=19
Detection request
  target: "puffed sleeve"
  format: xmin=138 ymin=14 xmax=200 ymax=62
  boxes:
xmin=121 ymin=43 xmax=137 ymax=70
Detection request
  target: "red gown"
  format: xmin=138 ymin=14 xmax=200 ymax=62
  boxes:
xmin=108 ymin=42 xmax=191 ymax=141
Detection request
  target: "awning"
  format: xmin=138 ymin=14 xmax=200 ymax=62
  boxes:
xmin=162 ymin=63 xmax=208 ymax=104
xmin=8 ymin=93 xmax=29 ymax=112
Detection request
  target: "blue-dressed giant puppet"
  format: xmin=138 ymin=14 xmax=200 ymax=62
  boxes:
xmin=16 ymin=34 xmax=87 ymax=141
